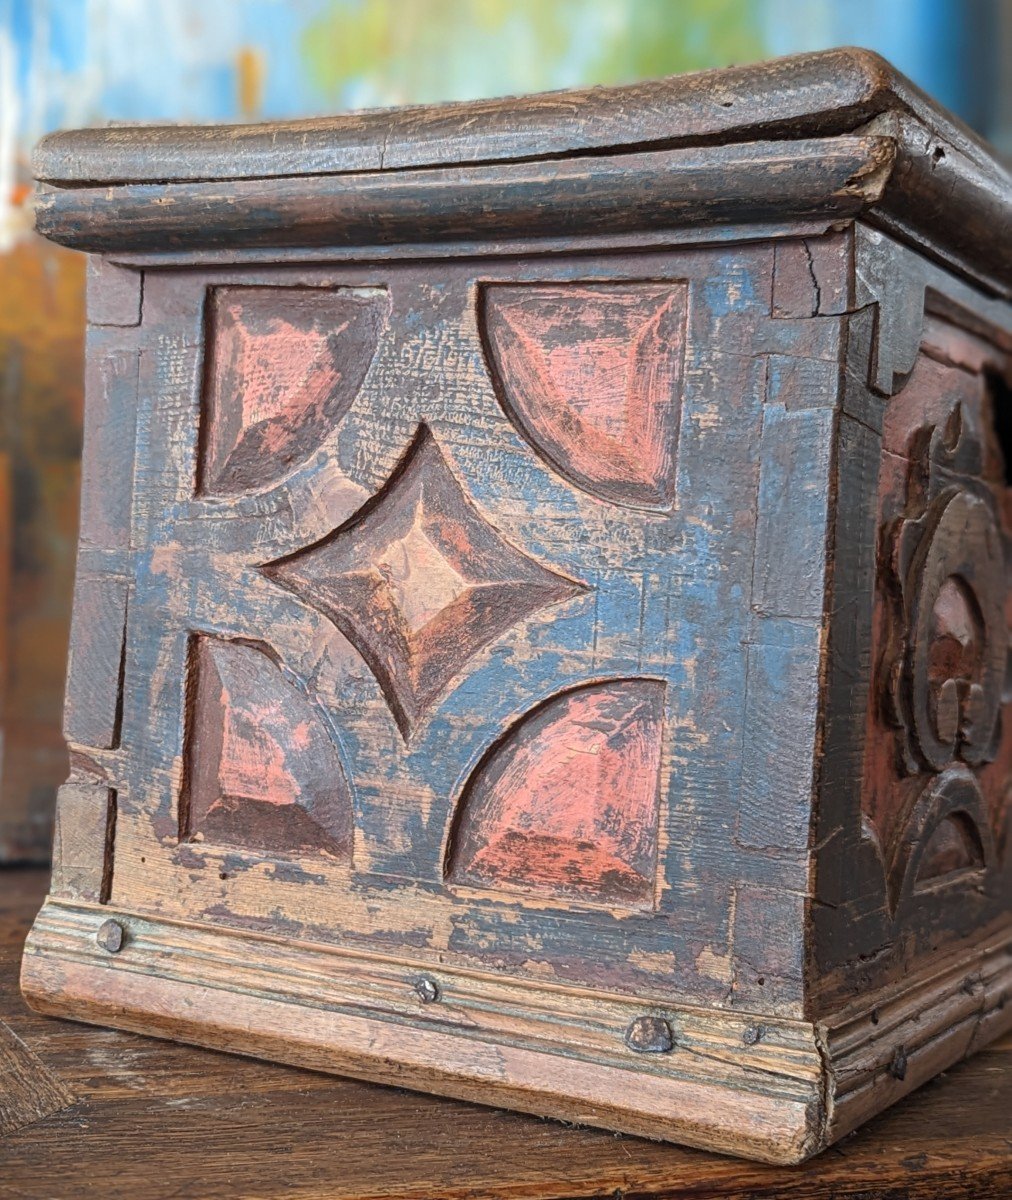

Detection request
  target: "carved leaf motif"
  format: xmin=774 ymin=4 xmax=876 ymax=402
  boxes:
xmin=888 ymin=415 xmax=1006 ymax=773
xmin=862 ymin=350 xmax=1012 ymax=924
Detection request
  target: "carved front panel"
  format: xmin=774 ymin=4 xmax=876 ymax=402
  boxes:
xmin=57 ymin=239 xmax=848 ymax=1017
xmin=862 ymin=312 xmax=1011 ymax=932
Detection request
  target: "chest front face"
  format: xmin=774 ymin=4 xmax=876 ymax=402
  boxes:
xmin=64 ymin=240 xmax=838 ymax=1017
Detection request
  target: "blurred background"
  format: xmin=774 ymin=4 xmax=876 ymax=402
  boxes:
xmin=0 ymin=0 xmax=1009 ymax=861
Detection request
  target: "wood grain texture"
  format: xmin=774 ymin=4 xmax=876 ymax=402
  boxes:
xmin=0 ymin=1014 xmax=73 ymax=1136
xmin=3 ymin=870 xmax=1010 ymax=1199
xmin=33 ymin=136 xmax=897 ymax=255
xmin=19 ymin=891 xmax=1012 ymax=1166
xmin=29 ymin=48 xmax=994 ymax=185
xmin=866 ymin=109 xmax=1012 ymax=300
xmin=48 ymin=780 xmax=115 ymax=904
xmin=23 ymin=51 xmax=1012 ymax=1168
xmin=55 ymin=243 xmax=823 ymax=1017
xmin=29 ymin=49 xmax=1012 ymax=294
xmin=26 ymin=227 xmax=1012 ymax=1162
xmin=261 ymin=424 xmax=585 ymax=740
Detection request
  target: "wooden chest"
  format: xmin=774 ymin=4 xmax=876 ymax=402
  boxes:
xmin=21 ymin=49 xmax=1012 ymax=1163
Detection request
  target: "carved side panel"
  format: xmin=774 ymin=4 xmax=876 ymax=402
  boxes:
xmin=863 ymin=315 xmax=1011 ymax=918
xmin=104 ymin=243 xmax=831 ymax=1010
xmin=447 ymin=679 xmax=665 ymax=907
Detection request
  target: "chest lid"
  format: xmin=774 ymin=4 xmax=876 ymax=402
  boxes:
xmin=31 ymin=47 xmax=1012 ymax=296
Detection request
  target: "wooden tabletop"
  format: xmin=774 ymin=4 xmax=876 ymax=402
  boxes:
xmin=1 ymin=868 xmax=1009 ymax=1199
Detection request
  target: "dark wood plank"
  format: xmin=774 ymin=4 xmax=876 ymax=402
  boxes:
xmin=30 ymin=49 xmax=1011 ymax=292
xmin=0 ymin=1016 xmax=73 ymax=1135
xmin=3 ymin=869 xmax=1010 ymax=1199
xmin=33 ymin=136 xmax=894 ymax=254
xmin=30 ymin=48 xmax=992 ymax=186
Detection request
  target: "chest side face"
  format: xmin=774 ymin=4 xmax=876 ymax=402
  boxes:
xmin=57 ymin=239 xmax=844 ymax=1021
xmin=858 ymin=311 xmax=1012 ymax=965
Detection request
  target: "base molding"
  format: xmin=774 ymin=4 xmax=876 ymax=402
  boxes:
xmin=20 ymin=900 xmax=1012 ymax=1164
xmin=819 ymin=926 xmax=1012 ymax=1144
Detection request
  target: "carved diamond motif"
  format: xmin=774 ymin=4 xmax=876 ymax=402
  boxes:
xmin=378 ymin=501 xmax=470 ymax=634
xmin=262 ymin=428 xmax=585 ymax=737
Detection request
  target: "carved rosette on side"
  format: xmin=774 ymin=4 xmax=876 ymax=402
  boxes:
xmin=887 ymin=407 xmax=1006 ymax=774
xmin=881 ymin=399 xmax=1009 ymax=908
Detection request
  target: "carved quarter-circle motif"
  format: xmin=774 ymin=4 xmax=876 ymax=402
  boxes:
xmin=199 ymin=285 xmax=388 ymax=496
xmin=446 ymin=679 xmax=666 ymax=908
xmin=183 ymin=636 xmax=354 ymax=858
xmin=481 ymin=283 xmax=687 ymax=509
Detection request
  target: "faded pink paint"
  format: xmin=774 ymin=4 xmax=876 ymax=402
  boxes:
xmin=449 ymin=679 xmax=665 ymax=906
xmin=217 ymin=685 xmax=302 ymax=808
xmin=185 ymin=638 xmax=353 ymax=857
xmin=230 ymin=310 xmax=349 ymax=448
xmin=200 ymin=287 xmax=387 ymax=496
xmin=483 ymin=284 xmax=687 ymax=508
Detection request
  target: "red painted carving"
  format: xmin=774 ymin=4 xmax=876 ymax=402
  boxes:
xmin=481 ymin=283 xmax=687 ymax=508
xmin=262 ymin=427 xmax=585 ymax=739
xmin=885 ymin=767 xmax=993 ymax=906
xmin=447 ymin=679 xmax=666 ymax=907
xmin=916 ymin=814 xmax=984 ymax=884
xmin=889 ymin=477 xmax=1005 ymax=774
xmin=864 ymin=336 xmax=1012 ymax=881
xmin=200 ymin=286 xmax=387 ymax=495
xmin=183 ymin=637 xmax=353 ymax=857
